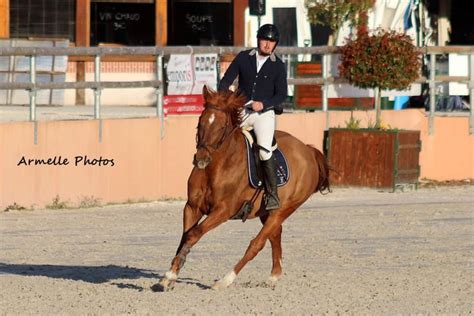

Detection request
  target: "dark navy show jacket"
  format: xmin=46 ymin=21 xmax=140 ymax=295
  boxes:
xmin=218 ymin=49 xmax=288 ymax=114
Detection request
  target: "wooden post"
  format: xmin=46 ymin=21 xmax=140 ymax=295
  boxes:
xmin=233 ymin=0 xmax=246 ymax=46
xmin=0 ymin=0 xmax=9 ymax=38
xmin=155 ymin=0 xmax=167 ymax=46
xmin=75 ymin=0 xmax=90 ymax=105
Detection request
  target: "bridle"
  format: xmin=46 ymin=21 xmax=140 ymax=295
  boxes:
xmin=195 ymin=104 xmax=238 ymax=158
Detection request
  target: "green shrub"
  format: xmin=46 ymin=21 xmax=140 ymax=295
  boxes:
xmin=46 ymin=195 xmax=69 ymax=209
xmin=339 ymin=29 xmax=421 ymax=90
xmin=4 ymin=203 xmax=28 ymax=212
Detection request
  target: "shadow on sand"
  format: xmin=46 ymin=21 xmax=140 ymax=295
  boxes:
xmin=0 ymin=262 xmax=210 ymax=291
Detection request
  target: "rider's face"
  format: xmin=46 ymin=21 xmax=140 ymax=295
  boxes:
xmin=258 ymin=39 xmax=277 ymax=56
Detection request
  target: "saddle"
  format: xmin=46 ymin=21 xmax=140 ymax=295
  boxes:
xmin=241 ymin=129 xmax=290 ymax=189
xmin=231 ymin=129 xmax=290 ymax=222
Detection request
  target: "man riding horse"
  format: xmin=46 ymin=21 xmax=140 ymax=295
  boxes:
xmin=218 ymin=24 xmax=287 ymax=211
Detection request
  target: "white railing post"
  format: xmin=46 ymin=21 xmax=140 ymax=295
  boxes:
xmin=94 ymin=55 xmax=101 ymax=119
xmin=29 ymin=55 xmax=36 ymax=121
xmin=429 ymin=53 xmax=436 ymax=135
xmin=322 ymin=54 xmax=329 ymax=112
xmin=156 ymin=54 xmax=163 ymax=118
xmin=470 ymin=54 xmax=474 ymax=135
xmin=29 ymin=54 xmax=38 ymax=144
xmin=93 ymin=54 xmax=102 ymax=142
xmin=156 ymin=54 xmax=165 ymax=139
xmin=322 ymin=54 xmax=329 ymax=130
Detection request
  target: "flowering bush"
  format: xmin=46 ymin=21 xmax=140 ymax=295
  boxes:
xmin=338 ymin=29 xmax=421 ymax=90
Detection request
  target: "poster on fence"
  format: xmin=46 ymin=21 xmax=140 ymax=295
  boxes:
xmin=193 ymin=54 xmax=218 ymax=93
xmin=166 ymin=53 xmax=217 ymax=95
xmin=163 ymin=94 xmax=204 ymax=116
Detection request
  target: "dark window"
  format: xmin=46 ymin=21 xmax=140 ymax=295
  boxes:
xmin=449 ymin=0 xmax=474 ymax=44
xmin=273 ymin=7 xmax=297 ymax=47
xmin=168 ymin=0 xmax=233 ymax=46
xmin=310 ymin=24 xmax=331 ymax=62
xmin=90 ymin=2 xmax=155 ymax=46
xmin=9 ymin=0 xmax=76 ymax=42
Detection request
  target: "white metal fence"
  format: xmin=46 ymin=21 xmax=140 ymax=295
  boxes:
xmin=0 ymin=45 xmax=473 ymax=136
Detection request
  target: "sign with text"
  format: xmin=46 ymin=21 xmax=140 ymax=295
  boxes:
xmin=166 ymin=54 xmax=218 ymax=95
xmin=168 ymin=2 xmax=233 ymax=45
xmin=91 ymin=2 xmax=155 ymax=46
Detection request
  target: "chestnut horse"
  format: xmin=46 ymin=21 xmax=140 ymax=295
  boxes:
xmin=154 ymin=86 xmax=330 ymax=291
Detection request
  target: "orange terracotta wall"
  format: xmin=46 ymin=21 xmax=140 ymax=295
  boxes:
xmin=420 ymin=116 xmax=474 ymax=180
xmin=0 ymin=117 xmax=197 ymax=209
xmin=0 ymin=111 xmax=472 ymax=209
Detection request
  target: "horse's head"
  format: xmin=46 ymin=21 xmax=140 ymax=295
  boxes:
xmin=193 ymin=86 xmax=245 ymax=169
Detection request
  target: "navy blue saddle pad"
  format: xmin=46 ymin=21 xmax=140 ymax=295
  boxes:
xmin=244 ymin=136 xmax=290 ymax=189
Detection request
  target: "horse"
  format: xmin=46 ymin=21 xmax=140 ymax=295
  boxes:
xmin=154 ymin=86 xmax=330 ymax=291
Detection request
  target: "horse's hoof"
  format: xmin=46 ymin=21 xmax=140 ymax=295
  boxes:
xmin=211 ymin=280 xmax=228 ymax=290
xmin=266 ymin=274 xmax=281 ymax=287
xmin=211 ymin=271 xmax=236 ymax=290
xmin=151 ymin=279 xmax=175 ymax=292
xmin=267 ymin=274 xmax=280 ymax=283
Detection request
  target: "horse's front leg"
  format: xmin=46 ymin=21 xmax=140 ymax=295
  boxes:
xmin=153 ymin=206 xmax=228 ymax=291
xmin=153 ymin=203 xmax=202 ymax=291
xmin=212 ymin=214 xmax=284 ymax=290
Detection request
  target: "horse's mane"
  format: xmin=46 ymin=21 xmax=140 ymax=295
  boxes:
xmin=204 ymin=89 xmax=247 ymax=126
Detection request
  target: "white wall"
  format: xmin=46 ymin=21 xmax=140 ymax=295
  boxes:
xmin=65 ymin=72 xmax=156 ymax=106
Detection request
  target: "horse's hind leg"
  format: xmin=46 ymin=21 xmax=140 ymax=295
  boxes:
xmin=260 ymin=215 xmax=283 ymax=283
xmin=212 ymin=214 xmax=284 ymax=290
xmin=268 ymin=225 xmax=283 ymax=283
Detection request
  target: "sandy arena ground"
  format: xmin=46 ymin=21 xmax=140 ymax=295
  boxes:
xmin=1 ymin=186 xmax=473 ymax=315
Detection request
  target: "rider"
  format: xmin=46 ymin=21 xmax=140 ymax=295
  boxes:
xmin=218 ymin=24 xmax=288 ymax=210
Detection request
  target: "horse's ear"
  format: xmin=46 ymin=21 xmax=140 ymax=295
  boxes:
xmin=202 ymin=85 xmax=211 ymax=101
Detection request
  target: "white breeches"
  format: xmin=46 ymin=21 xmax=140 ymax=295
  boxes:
xmin=241 ymin=109 xmax=275 ymax=161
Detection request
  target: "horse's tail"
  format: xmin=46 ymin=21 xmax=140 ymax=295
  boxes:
xmin=307 ymin=145 xmax=331 ymax=194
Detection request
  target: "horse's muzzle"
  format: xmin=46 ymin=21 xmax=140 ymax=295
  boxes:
xmin=193 ymin=154 xmax=211 ymax=169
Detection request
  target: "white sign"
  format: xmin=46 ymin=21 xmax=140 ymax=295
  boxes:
xmin=449 ymin=53 xmax=469 ymax=96
xmin=166 ymin=54 xmax=194 ymax=95
xmin=167 ymin=54 xmax=218 ymax=95
xmin=193 ymin=54 xmax=218 ymax=93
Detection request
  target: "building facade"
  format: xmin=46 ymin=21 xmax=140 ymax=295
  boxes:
xmin=0 ymin=0 xmax=471 ymax=106
xmin=0 ymin=0 xmax=247 ymax=47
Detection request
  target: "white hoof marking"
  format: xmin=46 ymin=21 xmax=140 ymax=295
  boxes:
xmin=165 ymin=271 xmax=177 ymax=280
xmin=212 ymin=271 xmax=236 ymax=290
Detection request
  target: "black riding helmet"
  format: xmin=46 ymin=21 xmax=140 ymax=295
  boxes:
xmin=257 ymin=24 xmax=280 ymax=44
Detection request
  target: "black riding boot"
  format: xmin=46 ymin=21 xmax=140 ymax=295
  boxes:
xmin=262 ymin=157 xmax=280 ymax=210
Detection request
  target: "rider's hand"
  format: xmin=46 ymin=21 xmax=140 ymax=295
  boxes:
xmin=252 ymin=101 xmax=264 ymax=112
